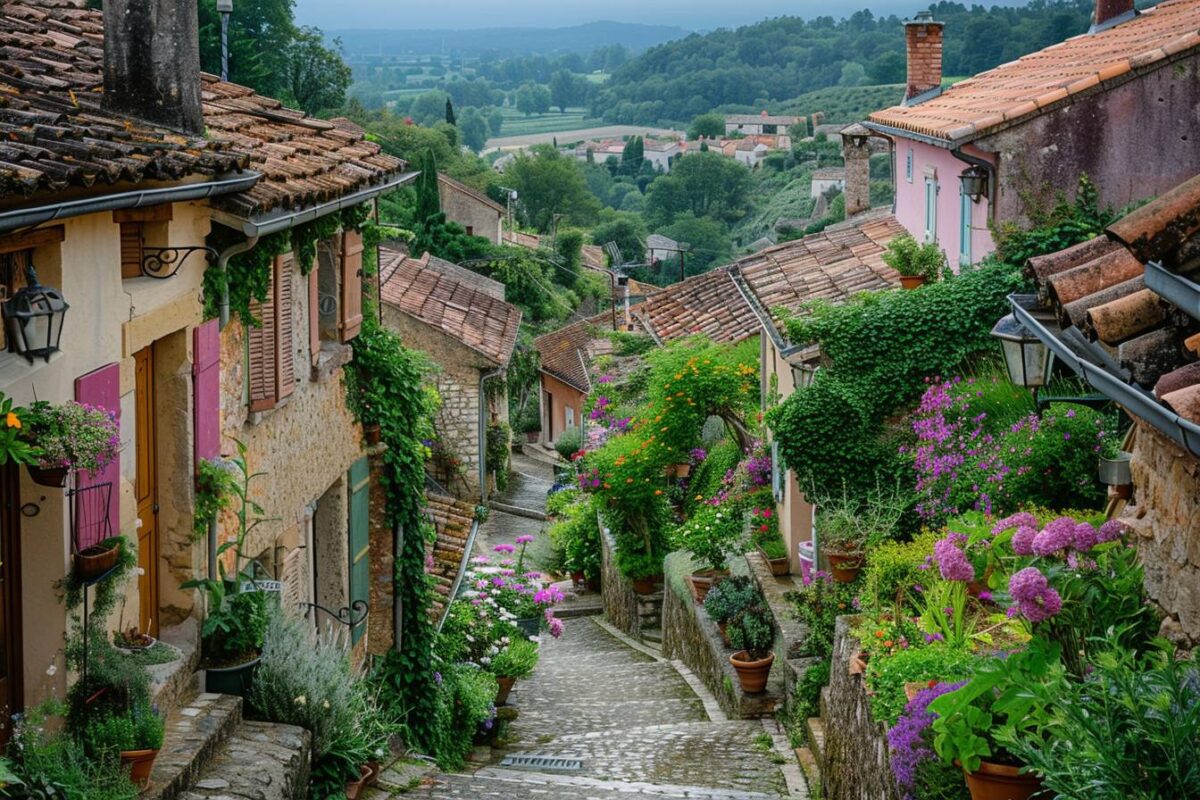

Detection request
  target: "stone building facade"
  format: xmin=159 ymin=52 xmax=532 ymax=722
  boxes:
xmin=438 ymin=173 xmax=505 ymax=245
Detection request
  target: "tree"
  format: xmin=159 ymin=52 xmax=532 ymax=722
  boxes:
xmin=549 ymin=69 xmax=584 ymax=113
xmin=279 ymin=27 xmax=352 ymax=114
xmin=553 ymin=229 xmax=584 ymax=289
xmin=486 ymin=108 xmax=505 ymax=137
xmin=409 ymin=92 xmax=448 ymax=127
xmin=414 ymin=149 xmax=442 ymax=227
xmin=590 ymin=211 xmax=647 ymax=268
xmin=458 ymin=107 xmax=489 ymax=153
xmin=505 ymin=146 xmax=601 ymax=232
xmin=645 ymin=152 xmax=752 ymax=227
xmin=658 ymin=214 xmax=732 ymax=276
xmin=445 ymin=98 xmax=456 ymax=125
xmin=198 ymin=0 xmax=295 ymax=98
xmin=688 ymin=113 xmax=726 ymax=140
xmin=515 ymin=83 xmax=551 ymax=116
xmin=620 ymin=136 xmax=644 ymax=176
xmin=838 ymin=61 xmax=868 ymax=87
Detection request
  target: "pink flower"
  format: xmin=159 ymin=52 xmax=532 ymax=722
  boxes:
xmin=1098 ymin=519 xmax=1127 ymax=543
xmin=933 ymin=534 xmax=974 ymax=582
xmin=1011 ymin=525 xmax=1038 ymax=556
xmin=516 ymin=535 xmax=535 ymax=544
xmin=1008 ymin=567 xmax=1061 ymax=623
xmin=493 ymin=544 xmax=516 ymax=554
xmin=992 ymin=512 xmax=1038 ymax=536
xmin=1032 ymin=517 xmax=1075 ymax=556
xmin=1072 ymin=522 xmax=1099 ymax=553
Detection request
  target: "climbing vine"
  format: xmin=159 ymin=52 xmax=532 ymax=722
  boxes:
xmin=192 ymin=457 xmax=238 ymax=541
xmin=201 ymin=229 xmax=289 ymax=325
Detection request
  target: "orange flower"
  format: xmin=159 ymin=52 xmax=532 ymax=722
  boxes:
xmin=874 ymin=630 xmax=885 ymax=638
xmin=654 ymin=490 xmax=663 ymax=496
xmin=883 ymin=640 xmax=894 ymax=649
xmin=5 ymin=412 xmax=20 ymax=430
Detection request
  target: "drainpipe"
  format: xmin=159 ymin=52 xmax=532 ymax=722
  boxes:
xmin=951 ymin=148 xmax=997 ymax=222
xmin=478 ymin=367 xmax=505 ymax=503
xmin=216 ymin=235 xmax=259 ymax=329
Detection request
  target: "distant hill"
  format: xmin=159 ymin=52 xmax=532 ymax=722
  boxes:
xmin=332 ymin=21 xmax=689 ymax=58
xmin=775 ymin=84 xmax=904 ymax=124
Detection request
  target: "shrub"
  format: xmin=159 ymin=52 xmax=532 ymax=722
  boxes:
xmin=862 ymin=531 xmax=940 ymax=613
xmin=9 ymin=704 xmax=139 ymax=800
xmin=491 ymin=638 xmax=540 ymax=680
xmin=672 ymin=502 xmax=747 ymax=572
xmin=547 ymin=493 xmax=601 ymax=579
xmin=684 ymin=439 xmax=741 ymax=515
xmin=703 ymin=575 xmax=758 ymax=623
xmin=729 ymin=604 xmax=775 ymax=660
xmin=881 ymin=234 xmax=946 ymax=280
xmin=787 ymin=574 xmax=858 ymax=659
xmin=865 ymin=645 xmax=977 ymax=726
xmin=425 ymin=664 xmax=498 ymax=770
xmin=554 ymin=427 xmax=582 ymax=461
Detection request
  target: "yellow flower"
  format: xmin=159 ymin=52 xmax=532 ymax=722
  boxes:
xmin=5 ymin=412 xmax=20 ymax=430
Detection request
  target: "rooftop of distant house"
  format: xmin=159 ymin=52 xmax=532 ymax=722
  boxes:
xmin=437 ymin=173 xmax=505 ymax=214
xmin=868 ymin=0 xmax=1200 ymax=144
xmin=379 ymin=247 xmax=522 ymax=367
xmin=726 ymin=112 xmax=801 ymax=125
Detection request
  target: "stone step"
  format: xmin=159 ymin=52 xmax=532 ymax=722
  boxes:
xmin=805 ymin=717 xmax=825 ymax=773
xmin=793 ymin=745 xmax=822 ymax=798
xmin=641 ymin=627 xmax=663 ymax=644
xmin=489 ymin=500 xmax=547 ymax=521
xmin=145 ymin=693 xmax=243 ymax=800
xmin=177 ymin=720 xmax=311 ymax=800
xmin=409 ymin=768 xmax=784 ymax=799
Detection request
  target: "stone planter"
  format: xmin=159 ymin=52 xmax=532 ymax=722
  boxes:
xmin=120 ymin=748 xmax=159 ymax=788
xmin=758 ymin=548 xmax=789 ymax=576
xmin=729 ymin=650 xmax=774 ymax=694
xmin=115 ymin=633 xmax=157 ymax=654
xmin=827 ymin=551 xmax=863 ymax=583
xmin=962 ymin=760 xmax=1043 ymax=800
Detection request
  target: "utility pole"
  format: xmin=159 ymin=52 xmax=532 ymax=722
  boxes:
xmin=217 ymin=0 xmax=232 ymax=81
xmin=499 ymin=186 xmax=517 ymax=240
xmin=550 ymin=212 xmax=564 ymax=253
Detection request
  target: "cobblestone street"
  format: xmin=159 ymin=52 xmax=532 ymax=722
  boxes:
xmin=406 ymin=447 xmax=802 ymax=800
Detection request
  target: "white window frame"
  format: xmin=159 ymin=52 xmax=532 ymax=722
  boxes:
xmin=565 ymin=405 xmax=576 ymax=430
xmin=959 ymin=187 xmax=973 ymax=266
xmin=924 ymin=177 xmax=938 ymax=243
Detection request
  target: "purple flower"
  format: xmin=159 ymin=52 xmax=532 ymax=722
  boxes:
xmin=933 ymin=534 xmax=975 ymax=582
xmin=978 ymin=590 xmax=992 ymax=602
xmin=1032 ymin=517 xmax=1075 ymax=556
xmin=690 ymin=448 xmax=707 ymax=462
xmin=548 ymin=616 xmax=564 ymax=638
xmin=1008 ymin=566 xmax=1061 ymax=623
xmin=1072 ymin=522 xmax=1099 ymax=553
xmin=1098 ymin=519 xmax=1127 ymax=543
xmin=1011 ymin=525 xmax=1038 ymax=556
xmin=493 ymin=544 xmax=516 ymax=554
xmin=887 ymin=680 xmax=968 ymax=798
xmin=516 ymin=535 xmax=535 ymax=545
xmin=991 ymin=512 xmax=1038 ymax=536
xmin=597 ymin=374 xmax=613 ymax=384
xmin=923 ymin=632 xmax=944 ymax=643
xmin=433 ymin=671 xmax=442 ymax=685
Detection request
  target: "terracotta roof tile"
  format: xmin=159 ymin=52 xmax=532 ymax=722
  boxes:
xmin=869 ymin=0 xmax=1200 ymax=142
xmin=379 ymin=246 xmax=521 ymax=367
xmin=636 ymin=266 xmax=759 ymax=344
xmin=534 ymin=315 xmax=599 ymax=392
xmin=0 ymin=0 xmax=247 ymax=200
xmin=424 ymin=491 xmax=475 ymax=621
xmin=1107 ymin=173 xmax=1200 ymax=266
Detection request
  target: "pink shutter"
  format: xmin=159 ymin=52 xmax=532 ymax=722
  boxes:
xmin=193 ymin=319 xmax=220 ymax=467
xmin=75 ymin=363 xmax=120 ymax=550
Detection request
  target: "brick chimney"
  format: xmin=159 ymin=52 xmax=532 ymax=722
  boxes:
xmin=904 ymin=10 xmax=944 ymax=103
xmin=841 ymin=123 xmax=872 ymax=218
xmin=103 ymin=0 xmax=204 ymax=133
xmin=1093 ymin=0 xmax=1136 ymax=29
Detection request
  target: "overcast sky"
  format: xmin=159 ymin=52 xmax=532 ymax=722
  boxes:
xmin=295 ymin=0 xmax=966 ymax=31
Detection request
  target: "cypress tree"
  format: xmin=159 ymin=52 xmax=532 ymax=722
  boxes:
xmin=445 ymin=98 xmax=456 ymax=125
xmin=415 ymin=149 xmax=441 ymax=225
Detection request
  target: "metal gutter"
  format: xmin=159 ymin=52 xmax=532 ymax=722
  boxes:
xmin=729 ymin=266 xmax=788 ymax=351
xmin=478 ymin=366 xmax=504 ymax=504
xmin=1145 ymin=260 xmax=1200 ymax=321
xmin=211 ymin=171 xmax=419 ymax=237
xmin=0 ymin=171 xmax=261 ymax=234
xmin=437 ymin=517 xmax=482 ymax=632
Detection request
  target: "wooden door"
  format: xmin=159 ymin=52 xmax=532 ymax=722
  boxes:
xmin=0 ymin=464 xmax=22 ymax=746
xmin=135 ymin=346 xmax=160 ymax=637
xmin=347 ymin=458 xmax=370 ymax=646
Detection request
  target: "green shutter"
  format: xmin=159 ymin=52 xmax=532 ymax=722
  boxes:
xmin=348 ymin=457 xmax=371 ymax=645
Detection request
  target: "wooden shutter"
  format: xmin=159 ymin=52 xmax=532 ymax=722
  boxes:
xmin=274 ymin=254 xmax=296 ymax=402
xmin=74 ymin=363 xmax=120 ymax=550
xmin=192 ymin=319 xmax=220 ymax=467
xmin=347 ymin=456 xmax=371 ymax=646
xmin=308 ymin=266 xmax=320 ymax=368
xmin=248 ymin=264 xmax=278 ymax=412
xmin=339 ymin=230 xmax=364 ymax=342
xmin=119 ymin=222 xmax=143 ymax=279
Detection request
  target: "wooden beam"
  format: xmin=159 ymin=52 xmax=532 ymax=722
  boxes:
xmin=0 ymin=225 xmax=65 ymax=255
xmin=113 ymin=205 xmax=173 ymax=224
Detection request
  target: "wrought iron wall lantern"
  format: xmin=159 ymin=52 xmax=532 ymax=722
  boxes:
xmin=960 ymin=165 xmax=989 ymax=203
xmin=3 ymin=264 xmax=68 ymax=363
xmin=991 ymin=311 xmax=1054 ymax=395
xmin=141 ymin=246 xmax=218 ymax=279
xmin=791 ymin=361 xmax=819 ymax=389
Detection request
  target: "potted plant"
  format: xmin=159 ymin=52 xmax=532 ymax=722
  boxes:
xmin=0 ymin=393 xmax=37 ymax=470
xmin=815 ymin=484 xmax=906 ymax=583
xmin=182 ymin=441 xmax=275 ymax=696
xmin=751 ymin=505 xmax=788 ymax=576
xmin=22 ymin=400 xmax=120 ymax=487
xmin=673 ymin=503 xmax=746 ymax=602
xmin=1098 ymin=442 xmax=1133 ymax=499
xmin=703 ymin=575 xmax=757 ymax=646
xmin=882 ymin=234 xmax=945 ymax=290
xmin=929 ymin=639 xmax=1062 ymax=800
xmin=617 ymin=548 xmax=664 ymax=595
xmin=728 ymin=603 xmax=776 ymax=693
xmin=516 ymin=404 xmax=541 ymax=444
xmin=114 ymin=625 xmax=156 ymax=653
xmin=75 ymin=535 xmax=125 ymax=580
xmin=490 ymin=637 xmax=539 ymax=705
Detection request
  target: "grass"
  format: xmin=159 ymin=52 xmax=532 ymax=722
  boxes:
xmin=493 ymin=107 xmax=601 ymax=138
xmin=776 ymin=83 xmax=905 ymax=124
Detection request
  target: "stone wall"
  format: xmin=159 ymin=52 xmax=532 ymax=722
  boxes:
xmin=824 ymin=615 xmax=899 ymax=800
xmin=1121 ymin=422 xmax=1200 ymax=649
xmin=439 ymin=180 xmax=502 ymax=245
xmin=661 ymin=552 xmax=780 ymax=718
xmin=367 ymin=448 xmax=394 ymax=656
xmin=601 ymin=524 xmax=642 ymax=638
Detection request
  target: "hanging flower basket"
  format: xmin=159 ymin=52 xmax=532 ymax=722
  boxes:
xmin=27 ymin=464 xmax=68 ymax=487
xmin=75 ymin=540 xmax=121 ymax=580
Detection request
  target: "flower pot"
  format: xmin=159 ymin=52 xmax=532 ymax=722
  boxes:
xmin=120 ymin=748 xmax=159 ymax=788
xmin=363 ymin=422 xmax=382 ymax=445
xmin=28 ymin=464 xmax=68 ymax=487
xmin=962 ymin=760 xmax=1043 ymax=800
xmin=115 ymin=634 xmax=157 ymax=653
xmin=75 ymin=541 xmax=120 ymax=580
xmin=827 ymin=551 xmax=863 ymax=583
xmin=495 ymin=675 xmax=516 ymax=706
xmin=365 ymin=760 xmax=382 ymax=787
xmin=516 ymin=617 xmax=540 ymax=638
xmin=899 ymin=274 xmax=927 ymax=290
xmin=687 ymin=570 xmax=726 ymax=603
xmin=525 ymin=430 xmax=540 ymax=443
xmin=729 ymin=650 xmax=774 ymax=694
xmin=758 ymin=548 xmax=790 ymax=576
xmin=204 ymin=655 xmax=260 ymax=697
xmin=674 ymin=463 xmax=691 ymax=478
xmin=631 ymin=575 xmax=662 ymax=595
xmin=1098 ymin=451 xmax=1132 ymax=486
xmin=345 ymin=764 xmax=372 ymax=800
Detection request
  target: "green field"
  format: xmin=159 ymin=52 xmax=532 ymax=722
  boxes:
xmin=776 ymin=83 xmax=905 ymax=123
xmin=496 ymin=107 xmax=602 ymax=137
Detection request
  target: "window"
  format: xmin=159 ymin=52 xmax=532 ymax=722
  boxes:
xmin=905 ymin=148 xmax=913 ymax=183
xmin=465 ymin=226 xmax=474 ymax=236
xmin=565 ymin=406 xmax=575 ymax=430
xmin=959 ymin=188 xmax=973 ymax=266
xmin=316 ymin=230 xmax=364 ymax=350
xmin=114 ymin=206 xmax=171 ymax=279
xmin=248 ymin=254 xmax=296 ymax=412
xmin=924 ymin=177 xmax=938 ymax=243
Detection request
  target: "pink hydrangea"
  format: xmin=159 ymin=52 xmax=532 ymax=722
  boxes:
xmin=1011 ymin=525 xmax=1038 ymax=556
xmin=1032 ymin=517 xmax=1076 ymax=556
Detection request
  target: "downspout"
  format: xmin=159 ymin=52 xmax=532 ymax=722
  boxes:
xmin=951 ymin=147 xmax=998 ymax=222
xmin=479 ymin=366 xmax=504 ymax=504
xmin=216 ymin=234 xmax=259 ymax=330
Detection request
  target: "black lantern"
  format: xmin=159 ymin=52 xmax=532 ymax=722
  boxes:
xmin=991 ymin=312 xmax=1053 ymax=390
xmin=960 ymin=165 xmax=988 ymax=203
xmin=3 ymin=264 xmax=68 ymax=363
xmin=791 ymin=361 xmax=819 ymax=389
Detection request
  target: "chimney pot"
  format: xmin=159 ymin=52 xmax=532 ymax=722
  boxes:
xmin=1092 ymin=0 xmax=1136 ymax=30
xmin=841 ymin=124 xmax=872 ymax=218
xmin=903 ymin=10 xmax=944 ymax=103
xmin=103 ymin=0 xmax=205 ymax=134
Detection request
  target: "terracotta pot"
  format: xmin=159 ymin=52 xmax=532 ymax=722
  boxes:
xmin=827 ymin=551 xmax=863 ymax=583
xmin=900 ymin=274 xmax=927 ymax=290
xmin=962 ymin=760 xmax=1043 ymax=800
xmin=717 ymin=620 xmax=731 ymax=647
xmin=632 ymin=575 xmax=662 ymax=595
xmin=848 ymin=651 xmax=869 ymax=676
xmin=495 ymin=675 xmax=516 ymax=706
xmin=345 ymin=764 xmax=372 ymax=800
xmin=365 ymin=760 xmax=382 ymax=787
xmin=28 ymin=464 xmax=68 ymax=487
xmin=687 ymin=571 xmax=724 ymax=603
xmin=759 ymin=548 xmax=790 ymax=576
xmin=729 ymin=650 xmax=774 ymax=694
xmin=674 ymin=463 xmax=691 ymax=478
xmin=75 ymin=541 xmax=120 ymax=580
xmin=363 ymin=422 xmax=382 ymax=445
xmin=120 ymin=748 xmax=159 ymax=788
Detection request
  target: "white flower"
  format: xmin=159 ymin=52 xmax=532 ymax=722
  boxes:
xmin=465 ymin=635 xmax=475 ymax=643
xmin=295 ymin=695 xmax=307 ymax=706
xmin=46 ymin=664 xmax=57 ymax=677
xmin=136 ymin=567 xmax=146 ymax=576
xmin=322 ymin=700 xmax=330 ymax=709
xmin=480 ymin=656 xmax=491 ymax=665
